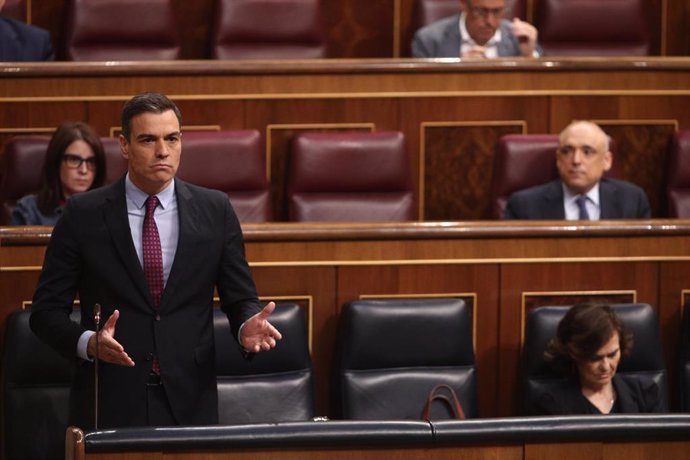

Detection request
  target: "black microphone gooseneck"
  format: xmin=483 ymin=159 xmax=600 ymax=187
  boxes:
xmin=93 ymin=303 xmax=101 ymax=430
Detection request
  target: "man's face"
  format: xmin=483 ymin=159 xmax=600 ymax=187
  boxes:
xmin=119 ymin=110 xmax=181 ymax=195
xmin=461 ymin=0 xmax=507 ymax=45
xmin=556 ymin=123 xmax=612 ymax=194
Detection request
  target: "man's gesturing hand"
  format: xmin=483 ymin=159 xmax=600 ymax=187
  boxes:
xmin=240 ymin=301 xmax=283 ymax=353
xmin=87 ymin=309 xmax=135 ymax=366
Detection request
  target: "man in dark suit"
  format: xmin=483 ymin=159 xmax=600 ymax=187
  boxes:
xmin=30 ymin=92 xmax=281 ymax=429
xmin=0 ymin=0 xmax=54 ymax=61
xmin=505 ymin=121 xmax=651 ymax=220
xmin=412 ymin=0 xmax=539 ymax=58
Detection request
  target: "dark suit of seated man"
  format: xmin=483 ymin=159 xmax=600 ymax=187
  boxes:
xmin=505 ymin=121 xmax=651 ymax=220
xmin=412 ymin=0 xmax=540 ymax=59
xmin=0 ymin=0 xmax=54 ymax=61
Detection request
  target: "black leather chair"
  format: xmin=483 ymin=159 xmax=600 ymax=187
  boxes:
xmin=1 ymin=308 xmax=78 ymax=460
xmin=214 ymin=303 xmax=315 ymax=423
xmin=333 ymin=298 xmax=477 ymax=420
xmin=522 ymin=303 xmax=668 ymax=415
xmin=679 ymin=303 xmax=690 ymax=411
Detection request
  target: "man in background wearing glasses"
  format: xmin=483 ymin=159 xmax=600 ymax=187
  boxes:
xmin=412 ymin=0 xmax=540 ymax=58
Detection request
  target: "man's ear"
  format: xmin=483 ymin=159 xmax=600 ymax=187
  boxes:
xmin=118 ymin=134 xmax=129 ymax=159
xmin=603 ymin=150 xmax=613 ymax=171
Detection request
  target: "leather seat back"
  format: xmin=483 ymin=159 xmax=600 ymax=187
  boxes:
xmin=334 ymin=298 xmax=477 ymax=419
xmin=288 ymin=131 xmax=415 ymax=222
xmin=214 ymin=303 xmax=315 ymax=423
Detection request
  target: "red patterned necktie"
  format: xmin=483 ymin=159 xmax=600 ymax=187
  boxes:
xmin=143 ymin=195 xmax=163 ymax=374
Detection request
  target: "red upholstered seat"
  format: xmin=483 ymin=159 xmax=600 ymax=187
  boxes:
xmin=533 ymin=0 xmax=652 ymax=56
xmin=176 ymin=130 xmax=272 ymax=223
xmin=0 ymin=136 xmax=50 ymax=224
xmin=489 ymin=134 xmax=619 ymax=219
xmin=211 ymin=0 xmax=326 ymax=59
xmin=2 ymin=0 xmax=26 ymax=20
xmin=665 ymin=131 xmax=690 ymax=218
xmin=101 ymin=138 xmax=128 ymax=184
xmin=287 ymin=131 xmax=416 ymax=222
xmin=64 ymin=0 xmax=181 ymax=61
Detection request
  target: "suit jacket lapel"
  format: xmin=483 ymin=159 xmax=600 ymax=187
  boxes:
xmin=103 ymin=177 xmax=153 ymax=308
xmin=599 ymin=179 xmax=620 ymax=219
xmin=542 ymin=180 xmax=566 ymax=219
xmin=160 ymin=180 xmax=200 ymax=308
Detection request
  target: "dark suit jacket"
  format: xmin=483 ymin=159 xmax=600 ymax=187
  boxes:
xmin=533 ymin=375 xmax=666 ymax=415
xmin=0 ymin=15 xmax=54 ymax=61
xmin=30 ymin=177 xmax=262 ymax=428
xmin=412 ymin=14 xmax=539 ymax=58
xmin=504 ymin=178 xmax=651 ymax=220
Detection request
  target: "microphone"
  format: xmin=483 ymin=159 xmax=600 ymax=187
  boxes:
xmin=93 ymin=303 xmax=101 ymax=430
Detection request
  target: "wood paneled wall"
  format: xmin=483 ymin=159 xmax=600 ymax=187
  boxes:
xmin=14 ymin=0 xmax=690 ymax=58
xmin=2 ymin=59 xmax=690 ymax=220
xmin=3 ymin=221 xmax=690 ymax=418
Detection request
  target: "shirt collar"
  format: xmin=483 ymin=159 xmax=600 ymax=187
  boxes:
xmin=125 ymin=174 xmax=176 ymax=210
xmin=562 ymin=181 xmax=601 ymax=207
xmin=459 ymin=12 xmax=502 ymax=48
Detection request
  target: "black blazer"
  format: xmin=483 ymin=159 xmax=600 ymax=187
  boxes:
xmin=533 ymin=375 xmax=666 ymax=415
xmin=0 ymin=16 xmax=54 ymax=61
xmin=504 ymin=178 xmax=651 ymax=220
xmin=30 ymin=177 xmax=262 ymax=428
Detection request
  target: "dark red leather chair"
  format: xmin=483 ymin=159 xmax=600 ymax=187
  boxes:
xmin=287 ymin=131 xmax=416 ymax=222
xmin=0 ymin=136 xmax=50 ymax=224
xmin=489 ymin=134 xmax=619 ymax=219
xmin=211 ymin=0 xmax=326 ymax=59
xmin=101 ymin=137 xmax=128 ymax=184
xmin=533 ymin=0 xmax=652 ymax=56
xmin=177 ymin=130 xmax=272 ymax=223
xmin=2 ymin=0 xmax=26 ymax=20
xmin=665 ymin=130 xmax=690 ymax=218
xmin=63 ymin=0 xmax=181 ymax=61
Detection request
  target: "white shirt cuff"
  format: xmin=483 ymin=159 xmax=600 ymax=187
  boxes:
xmin=77 ymin=330 xmax=96 ymax=361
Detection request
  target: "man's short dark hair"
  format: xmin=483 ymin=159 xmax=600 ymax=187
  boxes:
xmin=121 ymin=92 xmax=182 ymax=141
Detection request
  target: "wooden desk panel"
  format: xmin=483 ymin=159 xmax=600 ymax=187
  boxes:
xmin=2 ymin=59 xmax=690 ymax=220
xmin=4 ymin=221 xmax=690 ymax=417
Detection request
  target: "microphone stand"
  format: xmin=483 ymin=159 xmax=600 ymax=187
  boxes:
xmin=93 ymin=303 xmax=101 ymax=430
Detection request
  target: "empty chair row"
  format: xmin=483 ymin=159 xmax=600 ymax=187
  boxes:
xmin=62 ymin=0 xmax=325 ymax=61
xmin=413 ymin=0 xmax=654 ymax=56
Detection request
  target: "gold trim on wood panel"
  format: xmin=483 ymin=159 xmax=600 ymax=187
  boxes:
xmin=0 ymin=266 xmax=44 ymax=272
xmin=681 ymin=289 xmax=690 ymax=317
xmin=393 ymin=0 xmax=401 ymax=58
xmin=0 ymin=127 xmax=55 ymax=135
xmin=247 ymin=255 xmax=690 ymax=268
xmin=4 ymin=89 xmax=690 ymax=105
xmin=660 ymin=0 xmax=668 ymax=56
xmin=591 ymin=119 xmax=679 ymax=130
xmin=418 ymin=120 xmax=528 ymax=219
xmin=519 ymin=290 xmax=637 ymax=347
xmin=265 ymin=123 xmax=376 ymax=180
xmin=358 ymin=292 xmax=478 ymax=352
xmin=260 ymin=295 xmax=314 ymax=353
xmin=22 ymin=299 xmax=80 ymax=310
xmin=26 ymin=0 xmax=32 ymax=23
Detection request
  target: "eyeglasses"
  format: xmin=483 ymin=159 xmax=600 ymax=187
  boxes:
xmin=63 ymin=153 xmax=97 ymax=171
xmin=467 ymin=3 xmax=509 ymax=19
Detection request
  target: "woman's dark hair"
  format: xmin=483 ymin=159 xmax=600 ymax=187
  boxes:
xmin=36 ymin=121 xmax=106 ymax=215
xmin=544 ymin=303 xmax=633 ymax=377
